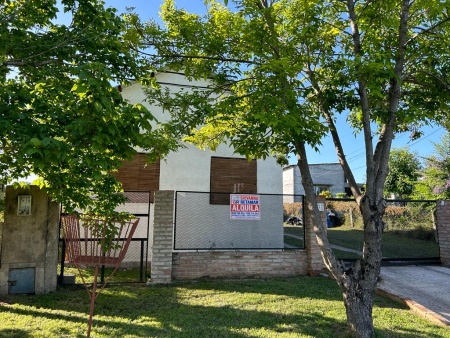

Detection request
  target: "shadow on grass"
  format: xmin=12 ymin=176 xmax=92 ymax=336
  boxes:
xmin=0 ymin=293 xmax=352 ymax=337
xmin=0 ymin=329 xmax=33 ymax=338
xmin=0 ymin=277 xmax=447 ymax=337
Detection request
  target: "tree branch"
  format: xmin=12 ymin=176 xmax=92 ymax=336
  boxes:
xmin=3 ymin=59 xmax=61 ymax=67
xmin=305 ymin=62 xmax=362 ymax=201
xmin=373 ymin=0 xmax=411 ymax=196
xmin=134 ymin=47 xmax=259 ymax=65
xmin=346 ymin=0 xmax=375 ymax=191
xmin=406 ymin=15 xmax=450 ymax=45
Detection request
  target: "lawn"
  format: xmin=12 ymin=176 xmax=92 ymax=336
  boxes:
xmin=0 ymin=277 xmax=449 ymax=337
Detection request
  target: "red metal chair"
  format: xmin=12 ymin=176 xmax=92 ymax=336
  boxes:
xmin=61 ymin=214 xmax=139 ymax=338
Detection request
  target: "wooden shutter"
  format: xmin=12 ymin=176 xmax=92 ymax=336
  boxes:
xmin=112 ymin=154 xmax=160 ymax=201
xmin=210 ymin=157 xmax=257 ymax=204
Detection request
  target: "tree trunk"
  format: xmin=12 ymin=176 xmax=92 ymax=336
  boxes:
xmin=342 ymin=283 xmax=376 ymax=338
xmin=338 ymin=203 xmax=384 ymax=338
xmin=296 ymin=141 xmax=385 ymax=338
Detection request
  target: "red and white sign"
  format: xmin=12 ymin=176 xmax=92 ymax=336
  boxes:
xmin=230 ymin=194 xmax=261 ymax=220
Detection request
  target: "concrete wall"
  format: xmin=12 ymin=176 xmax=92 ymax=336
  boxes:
xmin=436 ymin=200 xmax=450 ymax=266
xmin=121 ymin=73 xmax=283 ymax=264
xmin=0 ymin=186 xmax=59 ymax=294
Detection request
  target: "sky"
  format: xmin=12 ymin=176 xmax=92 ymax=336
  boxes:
xmin=93 ymin=1 xmax=448 ymax=182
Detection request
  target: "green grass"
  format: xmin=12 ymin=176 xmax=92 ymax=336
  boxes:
xmin=0 ymin=276 xmax=449 ymax=337
xmin=283 ymin=225 xmax=304 ymax=249
xmin=328 ymin=226 xmax=440 ymax=259
xmin=60 ymin=266 xmax=147 ymax=284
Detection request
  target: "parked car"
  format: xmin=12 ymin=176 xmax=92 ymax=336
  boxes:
xmin=286 ymin=216 xmax=302 ymax=226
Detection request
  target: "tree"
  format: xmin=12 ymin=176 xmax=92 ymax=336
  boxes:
xmin=414 ymin=132 xmax=450 ymax=200
xmin=384 ymin=147 xmax=421 ymax=199
xmin=0 ymin=0 xmax=157 ymax=212
xmin=125 ymin=0 xmax=450 ymax=336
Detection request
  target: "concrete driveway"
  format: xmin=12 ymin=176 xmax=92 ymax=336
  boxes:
xmin=376 ymin=265 xmax=450 ymax=326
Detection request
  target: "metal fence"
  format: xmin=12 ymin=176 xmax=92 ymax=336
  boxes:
xmin=174 ymin=191 xmax=305 ymax=250
xmin=325 ymin=198 xmax=440 ymax=263
xmin=58 ymin=191 xmax=151 ymax=284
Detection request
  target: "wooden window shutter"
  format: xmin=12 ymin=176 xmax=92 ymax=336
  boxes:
xmin=112 ymin=154 xmax=160 ymax=202
xmin=210 ymin=157 xmax=257 ymax=204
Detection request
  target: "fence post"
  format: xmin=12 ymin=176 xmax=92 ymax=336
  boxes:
xmin=305 ymin=196 xmax=328 ymax=275
xmin=149 ymin=190 xmax=175 ymax=284
xmin=436 ymin=200 xmax=450 ymax=266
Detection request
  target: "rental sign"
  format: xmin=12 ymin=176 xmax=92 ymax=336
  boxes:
xmin=230 ymin=194 xmax=261 ymax=220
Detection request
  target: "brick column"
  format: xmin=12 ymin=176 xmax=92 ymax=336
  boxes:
xmin=436 ymin=200 xmax=450 ymax=266
xmin=306 ymin=196 xmax=327 ymax=275
xmin=149 ymin=190 xmax=175 ymax=284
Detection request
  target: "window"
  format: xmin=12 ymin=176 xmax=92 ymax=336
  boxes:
xmin=112 ymin=153 xmax=160 ymax=202
xmin=210 ymin=157 xmax=257 ymax=204
xmin=313 ymin=185 xmax=329 ymax=196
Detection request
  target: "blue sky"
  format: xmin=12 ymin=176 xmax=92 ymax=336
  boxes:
xmin=103 ymin=0 xmax=447 ymax=182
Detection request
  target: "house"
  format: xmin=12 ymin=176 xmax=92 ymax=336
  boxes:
xmin=116 ymin=71 xmax=282 ymax=196
xmin=283 ymin=163 xmax=349 ymax=202
xmin=113 ymin=72 xmax=284 ymax=258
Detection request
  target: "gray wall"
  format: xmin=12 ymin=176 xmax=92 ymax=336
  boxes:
xmin=0 ymin=186 xmax=59 ymax=294
xmin=283 ymin=163 xmax=346 ymax=199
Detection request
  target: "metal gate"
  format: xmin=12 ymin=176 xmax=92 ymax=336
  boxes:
xmin=325 ymin=198 xmax=440 ymax=264
xmin=58 ymin=191 xmax=151 ymax=284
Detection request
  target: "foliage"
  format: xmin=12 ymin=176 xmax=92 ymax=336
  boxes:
xmin=0 ymin=277 xmax=449 ymax=337
xmin=384 ymin=148 xmax=422 ymax=199
xmin=414 ymin=132 xmax=450 ymax=200
xmin=319 ymin=190 xmax=333 ymax=198
xmin=125 ymin=0 xmax=450 ymax=336
xmin=0 ymin=0 xmax=158 ymax=213
xmin=283 ymin=202 xmax=303 ymax=217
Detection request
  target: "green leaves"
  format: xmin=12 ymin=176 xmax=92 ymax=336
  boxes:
xmin=1 ymin=0 xmax=158 ymax=214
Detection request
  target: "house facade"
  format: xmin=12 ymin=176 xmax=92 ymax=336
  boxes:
xmin=117 ymin=72 xmax=282 ymax=196
xmin=114 ymin=72 xmax=283 ymax=261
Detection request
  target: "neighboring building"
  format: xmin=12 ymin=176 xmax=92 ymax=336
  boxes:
xmin=283 ymin=163 xmax=349 ymax=202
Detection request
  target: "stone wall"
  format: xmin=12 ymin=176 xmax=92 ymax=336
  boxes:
xmin=436 ymin=200 xmax=450 ymax=266
xmin=0 ymin=186 xmax=59 ymax=294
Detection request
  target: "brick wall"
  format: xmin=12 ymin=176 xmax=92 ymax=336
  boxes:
xmin=149 ymin=190 xmax=175 ymax=284
xmin=436 ymin=200 xmax=450 ymax=266
xmin=173 ymin=251 xmax=307 ymax=280
xmin=305 ymin=196 xmax=327 ymax=275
